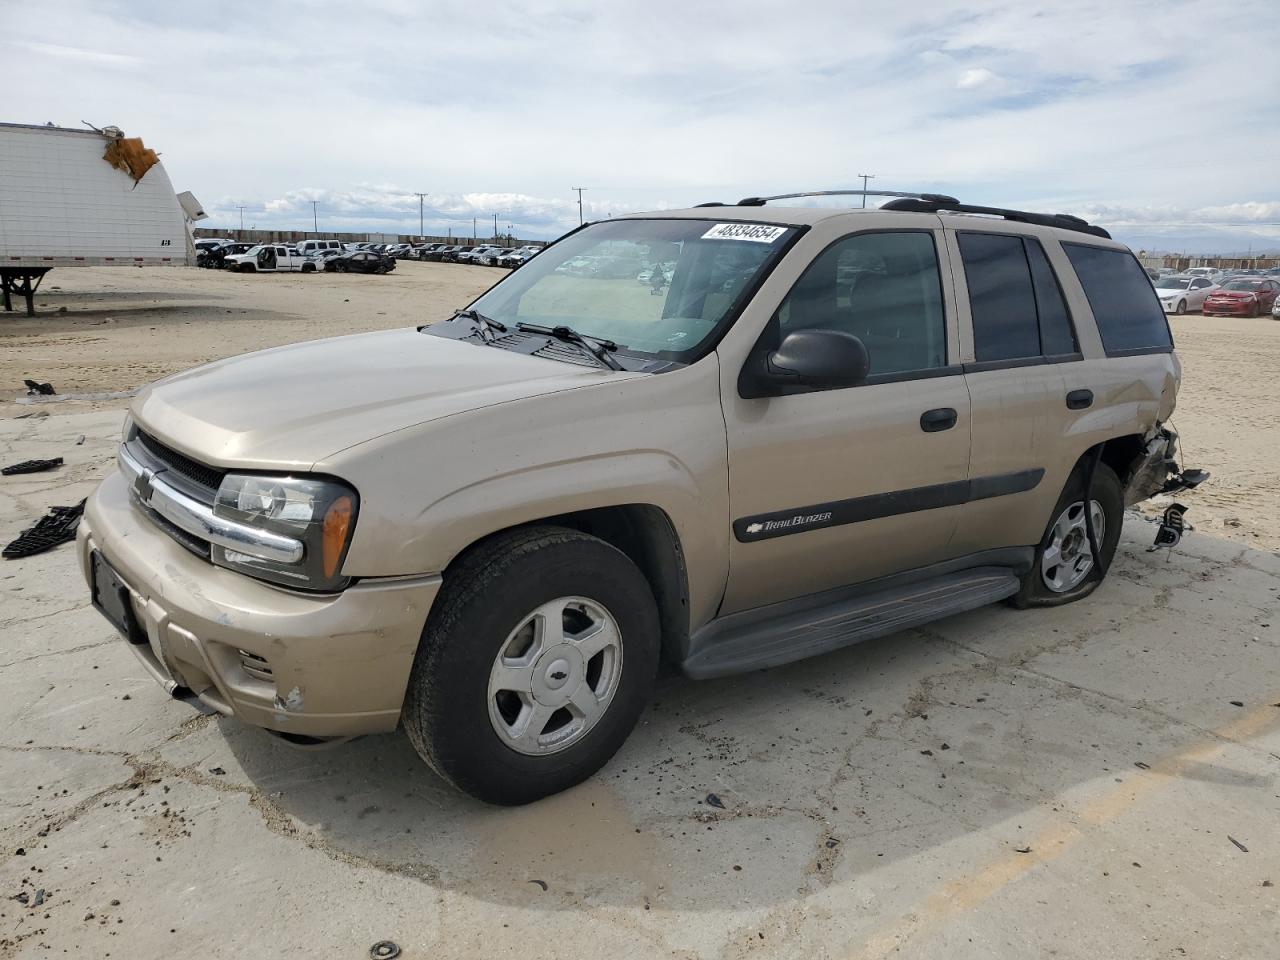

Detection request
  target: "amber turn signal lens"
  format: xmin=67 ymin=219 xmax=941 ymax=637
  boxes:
xmin=321 ymin=495 xmax=354 ymax=579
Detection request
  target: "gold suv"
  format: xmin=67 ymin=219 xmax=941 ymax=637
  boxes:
xmin=80 ymin=191 xmax=1205 ymax=804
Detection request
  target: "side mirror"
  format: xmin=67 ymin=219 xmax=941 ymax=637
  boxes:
xmin=766 ymin=329 xmax=870 ymax=388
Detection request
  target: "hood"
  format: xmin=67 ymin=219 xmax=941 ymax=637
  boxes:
xmin=132 ymin=328 xmax=632 ymax=470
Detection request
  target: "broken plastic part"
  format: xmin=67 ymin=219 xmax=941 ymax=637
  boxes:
xmin=1 ymin=457 xmax=63 ymax=476
xmin=3 ymin=500 xmax=86 ymax=559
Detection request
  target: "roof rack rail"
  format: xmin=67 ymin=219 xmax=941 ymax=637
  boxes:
xmin=737 ymin=189 xmax=960 ymax=207
xmin=880 ymin=197 xmax=1110 ymax=239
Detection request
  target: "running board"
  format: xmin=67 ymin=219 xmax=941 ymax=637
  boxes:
xmin=682 ymin=565 xmax=1022 ymax=679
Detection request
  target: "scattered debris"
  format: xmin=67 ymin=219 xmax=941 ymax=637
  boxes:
xmin=1263 ymin=880 xmax=1273 ymax=887
xmin=1014 ymin=846 xmax=1032 ymax=854
xmin=1228 ymin=836 xmax=1249 ymax=853
xmin=920 ymin=749 xmax=934 ymax=756
xmin=23 ymin=379 xmax=56 ymax=396
xmin=705 ymin=793 xmax=725 ymax=809
xmin=940 ymin=743 xmax=950 ymax=750
xmin=527 ymin=879 xmax=547 ymax=891
xmin=1230 ymin=701 xmax=1245 ymax=707
xmin=824 ymin=838 xmax=840 ymax=849
xmin=1148 ymin=502 xmax=1189 ymax=552
xmin=75 ymin=434 xmax=86 ymax=445
xmin=207 ymin=767 xmax=226 ymax=776
xmin=31 ymin=889 xmax=45 ymax=907
xmin=14 ymin=410 xmax=49 ymax=419
xmin=2 ymin=500 xmax=86 ymax=560
xmin=16 ymin=388 xmax=138 ymax=405
xmin=1134 ymin=761 xmax=1151 ymax=770
xmin=1 ymin=457 xmax=63 ymax=476
xmin=369 ymin=942 xmax=401 ymax=960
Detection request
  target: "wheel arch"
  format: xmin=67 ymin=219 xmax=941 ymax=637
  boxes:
xmin=441 ymin=503 xmax=691 ymax=665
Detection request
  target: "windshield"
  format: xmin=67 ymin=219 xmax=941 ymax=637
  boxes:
xmin=1223 ymin=279 xmax=1263 ymax=290
xmin=1158 ymin=277 xmax=1191 ymax=289
xmin=243 ymin=245 xmax=264 ymax=256
xmin=467 ymin=219 xmax=796 ymax=359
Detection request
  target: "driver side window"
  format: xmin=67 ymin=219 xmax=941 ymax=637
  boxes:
xmin=776 ymin=231 xmax=947 ymax=377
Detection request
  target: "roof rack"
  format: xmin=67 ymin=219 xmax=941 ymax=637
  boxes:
xmin=736 ymin=189 xmax=960 ymax=206
xmin=880 ymin=197 xmax=1110 ymax=239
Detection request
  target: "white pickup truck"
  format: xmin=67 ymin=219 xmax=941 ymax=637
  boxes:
xmin=223 ymin=244 xmax=319 ymax=273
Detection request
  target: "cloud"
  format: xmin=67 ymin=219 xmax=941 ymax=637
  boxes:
xmin=1 ymin=0 xmax=1277 ymax=247
xmin=11 ymin=41 xmax=141 ymax=67
xmin=956 ymin=67 xmax=998 ymax=89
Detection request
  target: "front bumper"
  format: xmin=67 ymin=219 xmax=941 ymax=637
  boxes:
xmin=1202 ymin=300 xmax=1255 ymax=315
xmin=79 ymin=472 xmax=440 ymax=737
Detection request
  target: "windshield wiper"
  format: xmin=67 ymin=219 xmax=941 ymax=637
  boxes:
xmin=516 ymin=322 xmax=624 ymax=371
xmin=454 ymin=308 xmax=507 ymax=342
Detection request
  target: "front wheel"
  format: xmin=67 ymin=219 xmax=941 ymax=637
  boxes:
xmin=1175 ymin=299 xmax=1187 ymax=315
xmin=402 ymin=526 xmax=659 ymax=805
xmin=1010 ymin=461 xmax=1123 ymax=608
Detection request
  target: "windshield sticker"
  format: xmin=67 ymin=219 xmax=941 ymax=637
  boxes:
xmin=701 ymin=223 xmax=788 ymax=243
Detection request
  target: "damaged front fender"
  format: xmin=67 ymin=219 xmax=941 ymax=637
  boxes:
xmin=1124 ymin=425 xmax=1209 ymax=506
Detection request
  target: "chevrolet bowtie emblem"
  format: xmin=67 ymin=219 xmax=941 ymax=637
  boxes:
xmin=133 ymin=468 xmax=155 ymax=504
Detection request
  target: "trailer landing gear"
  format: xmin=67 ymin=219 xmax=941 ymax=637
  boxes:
xmin=1 ymin=268 xmax=51 ymax=317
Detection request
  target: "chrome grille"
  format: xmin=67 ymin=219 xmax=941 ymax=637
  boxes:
xmin=136 ymin=430 xmax=225 ymax=497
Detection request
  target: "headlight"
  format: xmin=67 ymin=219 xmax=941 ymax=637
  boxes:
xmin=211 ymin=474 xmax=358 ymax=591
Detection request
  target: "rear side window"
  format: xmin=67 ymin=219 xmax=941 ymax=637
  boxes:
xmin=959 ymin=232 xmax=1078 ymax=363
xmin=958 ymin=233 xmax=1042 ymax=362
xmin=1025 ymin=240 xmax=1077 ymax=356
xmin=1063 ymin=243 xmax=1172 ymax=354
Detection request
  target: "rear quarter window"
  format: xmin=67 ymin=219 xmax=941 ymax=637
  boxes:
xmin=1062 ymin=243 xmax=1172 ymax=355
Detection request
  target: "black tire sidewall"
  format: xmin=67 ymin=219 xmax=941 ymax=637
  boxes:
xmin=1014 ymin=461 xmax=1124 ymax=608
xmin=405 ymin=530 xmax=659 ymax=805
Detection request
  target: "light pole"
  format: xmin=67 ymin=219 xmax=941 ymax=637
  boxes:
xmin=858 ymin=173 xmax=875 ymax=207
xmin=310 ymin=200 xmax=319 ymax=232
xmin=414 ymin=192 xmax=427 ymax=238
xmin=572 ymin=187 xmax=586 ymax=225
xmin=472 ymin=217 xmax=477 ymax=242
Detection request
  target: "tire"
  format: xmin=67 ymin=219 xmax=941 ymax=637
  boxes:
xmin=1249 ymin=301 xmax=1260 ymax=318
xmin=1010 ymin=460 xmax=1123 ymax=609
xmin=402 ymin=526 xmax=660 ymax=805
xmin=301 ymin=264 xmax=315 ymax=273
xmin=1175 ymin=299 xmax=1187 ymax=315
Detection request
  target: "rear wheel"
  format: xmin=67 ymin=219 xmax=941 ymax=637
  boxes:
xmin=1011 ymin=461 xmax=1123 ymax=608
xmin=402 ymin=526 xmax=659 ymax=805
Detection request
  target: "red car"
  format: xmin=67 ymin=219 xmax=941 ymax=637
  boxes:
xmin=1202 ymin=277 xmax=1280 ymax=317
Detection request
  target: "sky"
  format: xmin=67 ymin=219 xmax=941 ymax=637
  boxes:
xmin=3 ymin=0 xmax=1279 ymax=253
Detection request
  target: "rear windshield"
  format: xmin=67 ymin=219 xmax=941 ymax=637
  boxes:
xmin=467 ymin=219 xmax=797 ymax=360
xmin=1062 ymin=244 xmax=1172 ymax=355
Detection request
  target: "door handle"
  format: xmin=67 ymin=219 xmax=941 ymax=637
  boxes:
xmin=1066 ymin=389 xmax=1094 ymax=410
xmin=919 ymin=407 xmax=958 ymax=432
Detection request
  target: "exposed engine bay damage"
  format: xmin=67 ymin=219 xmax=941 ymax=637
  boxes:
xmin=1123 ymin=425 xmax=1209 ymax=507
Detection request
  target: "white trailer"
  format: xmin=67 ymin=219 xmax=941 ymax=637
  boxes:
xmin=0 ymin=122 xmax=203 ymax=315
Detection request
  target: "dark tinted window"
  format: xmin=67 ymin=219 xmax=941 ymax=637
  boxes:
xmin=1025 ymin=239 xmax=1078 ymax=356
xmin=958 ymin=233 xmax=1040 ymax=362
xmin=776 ymin=231 xmax=946 ymax=377
xmin=1063 ymin=243 xmax=1172 ymax=354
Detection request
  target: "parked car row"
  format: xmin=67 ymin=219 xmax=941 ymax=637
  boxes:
xmin=415 ymin=243 xmax=543 ymax=267
xmin=194 ymin=237 xmax=545 ymax=274
xmin=1151 ymin=270 xmax=1280 ymax=316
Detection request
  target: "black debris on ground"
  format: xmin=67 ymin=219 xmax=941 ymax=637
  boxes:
xmin=1 ymin=457 xmax=63 ymax=476
xmin=369 ymin=942 xmax=401 ymax=960
xmin=1230 ymin=701 xmax=1245 ymax=707
xmin=705 ymin=793 xmax=725 ymax=809
xmin=207 ymin=767 xmax=226 ymax=776
xmin=23 ymin=379 xmax=56 ymax=396
xmin=2 ymin=500 xmax=86 ymax=560
xmin=1135 ymin=761 xmax=1151 ymax=770
xmin=527 ymin=879 xmax=547 ymax=891
xmin=1228 ymin=836 xmax=1249 ymax=853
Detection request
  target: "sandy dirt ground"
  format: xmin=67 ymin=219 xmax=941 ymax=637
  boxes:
xmin=1 ymin=265 xmax=1278 ymax=959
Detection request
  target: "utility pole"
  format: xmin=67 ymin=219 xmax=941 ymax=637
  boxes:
xmin=414 ymin=192 xmax=427 ymax=237
xmin=857 ymin=173 xmax=875 ymax=207
xmin=493 ymin=212 xmax=498 ymax=240
xmin=572 ymin=187 xmax=586 ymax=225
xmin=310 ymin=200 xmax=318 ymax=233
xmin=236 ymin=205 xmax=246 ymax=235
xmin=472 ymin=217 xmax=477 ymax=242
